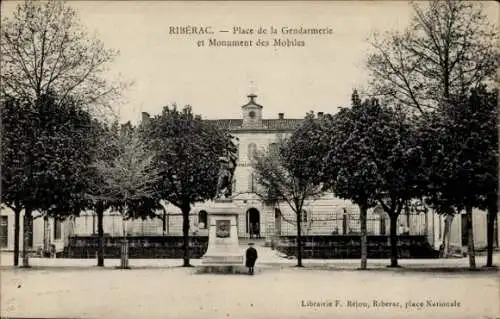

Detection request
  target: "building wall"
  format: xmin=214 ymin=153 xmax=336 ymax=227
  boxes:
xmin=432 ymin=209 xmax=500 ymax=251
xmin=471 ymin=209 xmax=495 ymax=249
xmin=272 ymin=197 xmax=429 ymax=237
xmin=430 ymin=213 xmax=463 ymax=250
xmin=232 ymin=131 xmax=287 ymax=194
xmin=2 ymin=204 xmax=498 ymax=253
xmin=448 ymin=214 xmax=463 ymax=249
xmin=0 ymin=208 xmax=68 ymax=252
xmin=67 ymin=197 xmax=427 ymax=239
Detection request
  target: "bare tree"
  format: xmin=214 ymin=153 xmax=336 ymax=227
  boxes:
xmin=367 ymin=0 xmax=498 ymax=114
xmin=93 ymin=126 xmax=161 ymax=269
xmin=0 ymin=0 xmax=126 ymax=111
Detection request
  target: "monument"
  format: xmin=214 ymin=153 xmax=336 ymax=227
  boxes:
xmin=201 ymin=199 xmax=244 ymax=267
xmin=199 ymin=150 xmax=244 ymax=272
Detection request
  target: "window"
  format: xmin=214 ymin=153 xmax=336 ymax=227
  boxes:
xmin=249 ymin=172 xmax=257 ymax=193
xmin=249 ymin=172 xmax=254 ymax=192
xmin=274 ymin=208 xmax=282 ymax=219
xmin=198 ymin=211 xmax=207 ymax=229
xmin=301 ymin=210 xmax=308 ymax=222
xmin=249 ymin=111 xmax=256 ymax=119
xmin=54 ymin=219 xmax=62 ymax=240
xmin=248 ymin=143 xmax=257 ymax=161
xmin=0 ymin=216 xmax=7 ymax=248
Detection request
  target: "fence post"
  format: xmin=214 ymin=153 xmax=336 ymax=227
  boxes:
xmin=342 ymin=214 xmax=347 ymax=235
xmin=120 ymin=238 xmax=129 ymax=269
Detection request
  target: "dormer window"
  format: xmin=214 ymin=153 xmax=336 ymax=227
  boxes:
xmin=249 ymin=111 xmax=256 ymax=119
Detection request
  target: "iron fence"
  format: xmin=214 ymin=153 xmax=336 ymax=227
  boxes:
xmin=71 ymin=210 xmax=429 ymax=238
xmin=278 ymin=211 xmax=427 ymax=236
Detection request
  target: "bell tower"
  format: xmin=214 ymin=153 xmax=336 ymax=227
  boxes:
xmin=241 ymin=94 xmax=263 ymax=128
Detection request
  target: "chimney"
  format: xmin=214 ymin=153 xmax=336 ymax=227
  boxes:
xmin=120 ymin=122 xmax=132 ymax=135
xmin=278 ymin=113 xmax=284 ymax=120
xmin=317 ymin=112 xmax=324 ymax=118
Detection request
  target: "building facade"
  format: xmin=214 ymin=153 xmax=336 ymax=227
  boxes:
xmin=1 ymin=94 xmax=498 ymax=253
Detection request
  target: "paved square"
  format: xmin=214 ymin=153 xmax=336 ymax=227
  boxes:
xmin=1 ymin=253 xmax=498 ymax=319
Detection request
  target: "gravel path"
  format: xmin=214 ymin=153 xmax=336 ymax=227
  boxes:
xmin=1 ymin=252 xmax=498 ymax=319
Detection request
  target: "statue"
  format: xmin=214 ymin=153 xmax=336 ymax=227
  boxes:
xmin=216 ymin=158 xmax=232 ymax=199
xmin=215 ymin=152 xmax=237 ymax=199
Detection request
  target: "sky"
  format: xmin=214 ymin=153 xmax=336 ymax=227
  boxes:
xmin=2 ymin=1 xmax=498 ymax=124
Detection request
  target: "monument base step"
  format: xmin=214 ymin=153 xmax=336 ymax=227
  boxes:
xmin=196 ymin=265 xmax=251 ymax=274
xmin=201 ymin=255 xmax=244 ymax=265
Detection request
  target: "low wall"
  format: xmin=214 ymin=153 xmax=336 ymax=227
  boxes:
xmin=63 ymin=235 xmax=208 ymax=259
xmin=275 ymin=235 xmax=439 ymax=259
xmin=64 ymin=235 xmax=439 ymax=259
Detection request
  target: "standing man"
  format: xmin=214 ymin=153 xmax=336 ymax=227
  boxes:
xmin=245 ymin=243 xmax=258 ymax=275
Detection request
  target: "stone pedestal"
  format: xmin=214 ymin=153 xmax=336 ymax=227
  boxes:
xmin=201 ymin=199 xmax=244 ymax=265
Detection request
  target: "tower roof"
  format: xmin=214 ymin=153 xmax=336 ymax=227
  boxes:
xmin=241 ymin=94 xmax=263 ymax=109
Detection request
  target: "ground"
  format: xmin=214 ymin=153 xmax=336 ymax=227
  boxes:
xmin=1 ymin=249 xmax=499 ymax=319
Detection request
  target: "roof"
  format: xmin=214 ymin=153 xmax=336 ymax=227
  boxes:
xmin=204 ymin=118 xmax=303 ymax=132
xmin=262 ymin=119 xmax=302 ymax=130
xmin=241 ymin=101 xmax=263 ymax=109
xmin=201 ymin=94 xmax=305 ymax=132
xmin=205 ymin=119 xmax=243 ymax=130
xmin=241 ymin=94 xmax=263 ymax=109
xmin=231 ymin=192 xmax=262 ymax=201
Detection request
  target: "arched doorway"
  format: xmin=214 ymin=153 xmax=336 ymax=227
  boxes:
xmin=198 ymin=210 xmax=207 ymax=229
xmin=246 ymin=208 xmax=260 ymax=238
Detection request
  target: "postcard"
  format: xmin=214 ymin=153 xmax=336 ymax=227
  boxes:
xmin=1 ymin=1 xmax=498 ymax=319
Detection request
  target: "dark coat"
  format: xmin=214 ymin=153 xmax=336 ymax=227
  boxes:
xmin=245 ymin=246 xmax=258 ymax=267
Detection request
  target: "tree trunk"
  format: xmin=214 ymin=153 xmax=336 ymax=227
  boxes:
xmin=296 ymin=211 xmax=303 ymax=267
xmin=120 ymin=217 xmax=129 ymax=269
xmin=359 ymin=203 xmax=368 ymax=270
xmin=388 ymin=214 xmax=399 ymax=267
xmin=342 ymin=213 xmax=348 ymax=235
xmin=486 ymin=205 xmax=496 ymax=267
xmin=424 ymin=208 xmax=428 ymax=236
xmin=405 ymin=204 xmax=410 ymax=229
xmin=22 ymin=208 xmax=32 ymax=268
xmin=43 ymin=215 xmax=49 ymax=254
xmin=96 ymin=204 xmax=105 ymax=267
xmin=120 ymin=238 xmax=129 ymax=269
xmin=182 ymin=204 xmax=192 ymax=267
xmin=162 ymin=210 xmax=166 ymax=235
xmin=13 ymin=207 xmax=21 ymax=266
xmin=465 ymin=206 xmax=476 ymax=270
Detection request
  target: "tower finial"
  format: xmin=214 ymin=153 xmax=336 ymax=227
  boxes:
xmin=248 ymin=80 xmax=258 ymax=103
xmin=249 ymin=80 xmax=256 ymax=94
xmin=247 ymin=93 xmax=257 ymax=103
